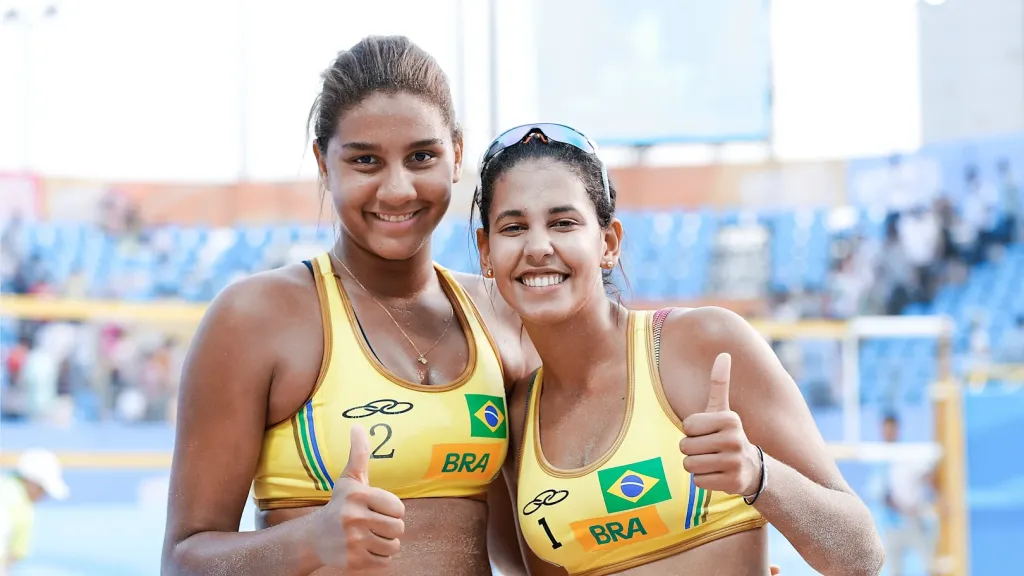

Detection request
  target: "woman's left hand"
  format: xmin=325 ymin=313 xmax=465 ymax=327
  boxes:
xmin=678 ymin=353 xmax=763 ymax=497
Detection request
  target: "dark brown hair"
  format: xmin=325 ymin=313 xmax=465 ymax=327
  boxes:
xmin=307 ymin=35 xmax=461 ymax=154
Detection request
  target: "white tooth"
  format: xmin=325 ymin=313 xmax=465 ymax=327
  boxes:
xmin=523 ymin=274 xmax=565 ymax=287
xmin=377 ymin=212 xmax=415 ymax=223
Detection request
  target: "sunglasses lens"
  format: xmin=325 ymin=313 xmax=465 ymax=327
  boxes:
xmin=532 ymin=125 xmax=596 ymax=155
xmin=479 ymin=123 xmax=598 ymax=172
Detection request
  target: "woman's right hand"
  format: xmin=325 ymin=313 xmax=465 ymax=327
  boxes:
xmin=313 ymin=426 xmax=406 ymax=571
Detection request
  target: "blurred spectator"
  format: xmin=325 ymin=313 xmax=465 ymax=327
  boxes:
xmin=18 ymin=338 xmax=59 ymax=421
xmin=997 ymin=158 xmax=1020 ymax=243
xmin=1 ymin=336 xmax=32 ymax=421
xmin=875 ymin=218 xmax=915 ymax=315
xmin=934 ymin=196 xmax=969 ymax=285
xmin=827 ymin=253 xmax=869 ymax=318
xmin=0 ymin=449 xmax=69 ymax=572
xmin=995 ymin=315 xmax=1024 ymax=365
xmin=879 ymin=414 xmax=938 ymax=576
xmin=960 ymin=165 xmax=999 ymax=264
xmin=897 ymin=204 xmax=941 ymax=303
xmin=884 ymin=155 xmax=929 ymax=223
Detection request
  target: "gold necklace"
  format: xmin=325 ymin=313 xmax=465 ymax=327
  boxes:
xmin=331 ymin=248 xmax=454 ymax=366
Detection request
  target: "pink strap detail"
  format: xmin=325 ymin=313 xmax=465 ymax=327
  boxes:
xmin=652 ymin=307 xmax=674 ymax=366
xmin=653 ymin=307 xmax=673 ymax=335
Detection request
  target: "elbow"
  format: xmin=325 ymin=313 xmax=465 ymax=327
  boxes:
xmin=859 ymin=532 xmax=887 ymax=576
xmin=161 ymin=542 xmax=181 ymax=576
xmin=818 ymin=515 xmax=886 ymax=576
xmin=816 ymin=549 xmax=885 ymax=576
xmin=841 ymin=542 xmax=885 ymax=576
xmin=161 ymin=536 xmax=193 ymax=576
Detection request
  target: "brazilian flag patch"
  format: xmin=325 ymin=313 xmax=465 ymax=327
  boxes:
xmin=597 ymin=457 xmax=672 ymax=513
xmin=465 ymin=394 xmax=507 ymax=438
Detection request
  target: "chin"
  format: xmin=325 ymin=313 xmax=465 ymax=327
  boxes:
xmin=367 ymin=236 xmax=432 ymax=261
xmin=346 ymin=216 xmax=439 ymax=262
xmin=513 ymin=297 xmax=587 ymax=328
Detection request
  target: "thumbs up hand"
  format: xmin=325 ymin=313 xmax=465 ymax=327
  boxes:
xmin=678 ymin=353 xmax=763 ymax=498
xmin=313 ymin=426 xmax=406 ymax=571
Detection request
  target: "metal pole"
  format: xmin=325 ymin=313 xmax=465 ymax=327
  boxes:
xmin=237 ymin=0 xmax=248 ymax=182
xmin=487 ymin=0 xmax=499 ymax=137
xmin=4 ymin=6 xmax=58 ymax=173
xmin=454 ymin=0 xmax=466 ymax=125
xmin=23 ymin=17 xmax=33 ymax=173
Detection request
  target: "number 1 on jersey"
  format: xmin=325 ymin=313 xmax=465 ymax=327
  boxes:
xmin=538 ymin=517 xmax=563 ymax=549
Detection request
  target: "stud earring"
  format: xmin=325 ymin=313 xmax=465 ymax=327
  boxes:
xmin=485 ymin=268 xmax=493 ymax=278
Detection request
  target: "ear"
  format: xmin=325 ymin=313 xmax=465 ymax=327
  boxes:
xmin=313 ymin=140 xmax=329 ymax=186
xmin=476 ymin=227 xmax=491 ymax=276
xmin=602 ymin=218 xmax=624 ymax=268
xmin=452 ymin=132 xmax=464 ymax=184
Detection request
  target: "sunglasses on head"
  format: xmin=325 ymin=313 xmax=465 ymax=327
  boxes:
xmin=478 ymin=123 xmax=610 ymax=201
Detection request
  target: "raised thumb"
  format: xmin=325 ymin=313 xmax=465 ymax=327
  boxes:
xmin=340 ymin=425 xmax=371 ymax=485
xmin=705 ymin=352 xmax=732 ymax=413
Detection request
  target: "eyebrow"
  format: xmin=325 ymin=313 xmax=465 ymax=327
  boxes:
xmin=340 ymin=138 xmax=445 ymax=152
xmin=494 ymin=205 xmax=582 ymax=222
xmin=548 ymin=205 xmax=579 ymax=216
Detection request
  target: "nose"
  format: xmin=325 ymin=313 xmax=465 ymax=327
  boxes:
xmin=377 ymin=165 xmax=417 ymax=206
xmin=523 ymin=227 xmax=554 ymax=264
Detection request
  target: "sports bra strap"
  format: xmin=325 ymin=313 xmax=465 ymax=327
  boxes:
xmin=652 ymin=307 xmax=675 ymax=366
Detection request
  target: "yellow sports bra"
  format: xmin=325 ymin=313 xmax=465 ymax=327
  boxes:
xmin=516 ymin=310 xmax=765 ymax=576
xmin=253 ymin=253 xmax=509 ymax=510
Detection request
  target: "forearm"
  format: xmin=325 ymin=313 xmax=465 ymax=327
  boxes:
xmin=163 ymin=511 xmax=323 ymax=576
xmin=753 ymin=456 xmax=884 ymax=576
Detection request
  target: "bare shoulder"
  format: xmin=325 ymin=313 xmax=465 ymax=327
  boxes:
xmin=656 ymin=306 xmax=778 ymax=419
xmin=660 ymin=305 xmax=758 ymax=352
xmin=448 ymin=271 xmax=520 ymax=327
xmin=209 ymin=262 xmax=316 ymax=317
xmin=448 ymin=270 xmax=539 ymax=386
xmin=189 ymin=262 xmax=319 ymax=374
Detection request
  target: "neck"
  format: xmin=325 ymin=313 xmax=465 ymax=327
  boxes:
xmin=523 ymin=294 xmax=629 ymax=392
xmin=331 ymin=235 xmax=436 ymax=299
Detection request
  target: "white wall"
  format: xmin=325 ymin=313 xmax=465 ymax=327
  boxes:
xmin=0 ymin=0 xmax=473 ymax=181
xmin=918 ymin=0 xmax=1024 ymax=144
xmin=0 ymin=0 xmax=992 ymax=182
xmin=769 ymin=0 xmax=922 ymax=161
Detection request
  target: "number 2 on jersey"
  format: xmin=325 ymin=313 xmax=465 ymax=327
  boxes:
xmin=369 ymin=423 xmax=395 ymax=459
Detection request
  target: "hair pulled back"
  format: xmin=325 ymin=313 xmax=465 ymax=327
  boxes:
xmin=308 ymin=35 xmax=460 ymax=155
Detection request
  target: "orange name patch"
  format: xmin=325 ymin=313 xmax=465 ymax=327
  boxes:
xmin=569 ymin=506 xmax=669 ymax=552
xmin=423 ymin=443 xmax=503 ymax=480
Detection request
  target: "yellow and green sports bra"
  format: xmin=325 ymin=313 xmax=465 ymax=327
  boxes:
xmin=253 ymin=253 xmax=509 ymax=510
xmin=516 ymin=310 xmax=766 ymax=576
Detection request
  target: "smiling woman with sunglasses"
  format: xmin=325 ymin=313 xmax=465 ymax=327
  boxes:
xmin=475 ymin=124 xmax=886 ymax=576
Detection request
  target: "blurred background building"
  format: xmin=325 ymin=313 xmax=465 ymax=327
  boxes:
xmin=0 ymin=0 xmax=1022 ymax=574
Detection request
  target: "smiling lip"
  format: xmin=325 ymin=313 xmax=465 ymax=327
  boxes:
xmin=372 ymin=210 xmax=419 ymax=223
xmin=517 ymin=271 xmax=569 ymax=289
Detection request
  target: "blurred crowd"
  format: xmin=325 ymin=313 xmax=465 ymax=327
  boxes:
xmin=1 ymin=160 xmax=1022 ymax=425
xmin=2 ymin=191 xmax=188 ymax=425
xmin=779 ymin=157 xmax=1022 ymax=321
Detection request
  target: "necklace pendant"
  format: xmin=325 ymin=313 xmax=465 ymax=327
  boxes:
xmin=417 ymin=356 xmax=428 ymax=365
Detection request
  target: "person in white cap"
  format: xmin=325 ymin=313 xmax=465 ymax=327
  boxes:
xmin=0 ymin=449 xmax=69 ymax=572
